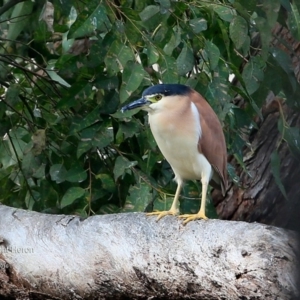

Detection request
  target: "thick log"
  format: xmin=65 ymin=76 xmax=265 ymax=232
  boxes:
xmin=0 ymin=205 xmax=298 ymax=299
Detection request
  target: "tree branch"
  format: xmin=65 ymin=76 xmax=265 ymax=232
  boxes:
xmin=0 ymin=0 xmax=26 ymax=16
xmin=0 ymin=205 xmax=298 ymax=299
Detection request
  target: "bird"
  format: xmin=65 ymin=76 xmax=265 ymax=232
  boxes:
xmin=121 ymin=84 xmax=227 ymax=224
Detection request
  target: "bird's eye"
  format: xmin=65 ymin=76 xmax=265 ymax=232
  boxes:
xmin=155 ymin=95 xmax=162 ymax=101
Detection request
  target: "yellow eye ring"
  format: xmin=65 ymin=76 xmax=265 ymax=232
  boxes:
xmin=155 ymin=95 xmax=162 ymax=101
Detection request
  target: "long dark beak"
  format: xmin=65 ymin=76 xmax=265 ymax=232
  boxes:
xmin=121 ymin=97 xmax=151 ymax=113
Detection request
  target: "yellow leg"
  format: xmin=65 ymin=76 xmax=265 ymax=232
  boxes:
xmin=179 ymin=180 xmax=209 ymax=225
xmin=147 ymin=181 xmax=182 ymax=221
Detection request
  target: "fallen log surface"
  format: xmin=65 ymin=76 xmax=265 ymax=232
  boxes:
xmin=0 ymin=204 xmax=298 ymax=299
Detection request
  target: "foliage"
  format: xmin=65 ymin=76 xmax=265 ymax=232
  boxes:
xmin=0 ymin=0 xmax=300 ymax=217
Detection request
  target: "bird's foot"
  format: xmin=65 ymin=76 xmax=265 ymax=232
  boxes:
xmin=179 ymin=211 xmax=208 ymax=225
xmin=146 ymin=209 xmax=178 ymax=221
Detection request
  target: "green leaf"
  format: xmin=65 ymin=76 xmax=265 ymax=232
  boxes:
xmin=163 ymin=33 xmax=178 ymax=56
xmin=176 ymin=43 xmax=194 ymax=76
xmin=98 ymin=90 xmax=119 ymax=114
xmin=46 ymin=61 xmax=71 ymax=87
xmin=61 ymin=187 xmax=85 ymax=208
xmin=234 ymin=0 xmax=256 ymax=13
xmin=68 ymin=3 xmax=109 ymax=39
xmin=22 ymin=152 xmax=39 ymax=178
xmin=270 ymin=48 xmax=296 ymax=92
xmin=99 ymin=204 xmax=120 ymax=214
xmin=154 ymin=26 xmax=173 ymax=46
xmin=65 ymin=165 xmax=87 ymax=183
xmin=33 ymin=163 xmax=46 ymax=179
xmin=118 ymin=120 xmax=141 ymax=140
xmin=77 ymin=142 xmax=93 ymax=159
xmin=242 ymin=57 xmax=265 ymax=95
xmin=112 ymin=107 xmax=139 ymax=119
xmin=206 ymin=66 xmax=232 ymax=120
xmin=50 ymin=164 xmax=67 ymax=184
xmin=25 ymin=190 xmax=39 ymax=210
xmin=227 ymin=163 xmax=240 ymax=185
xmin=213 ymin=5 xmax=235 ymax=22
xmin=241 ymin=36 xmax=250 ymax=55
xmin=204 ymin=41 xmax=220 ymax=71
xmin=113 ymin=156 xmax=138 ymax=181
xmin=159 ymin=55 xmax=178 ymax=83
xmin=95 ymin=77 xmax=119 ymax=92
xmin=77 ymin=125 xmax=99 ymax=141
xmin=120 ymin=61 xmax=147 ymax=103
xmin=87 ymin=41 xmax=107 ymax=67
xmin=263 ymin=60 xmax=282 ymax=95
xmin=157 ymin=0 xmax=171 ymax=10
xmin=229 ymin=16 xmax=248 ymax=49
xmin=232 ymin=107 xmax=252 ymax=129
xmin=255 ymin=17 xmax=272 ymax=60
xmin=289 ymin=2 xmax=300 ymax=40
xmin=139 ymin=5 xmax=160 ymax=21
xmin=57 ymin=82 xmax=92 ymax=109
xmin=77 ymin=122 xmax=113 ymax=158
xmin=3 ymin=128 xmax=29 ymax=164
xmin=6 ymin=1 xmax=34 ymax=42
xmin=5 ymin=85 xmax=20 ymax=106
xmin=139 ymin=5 xmax=161 ymax=30
xmin=93 ymin=126 xmax=113 ymax=149
xmin=52 ymin=0 xmax=72 ymax=17
xmin=96 ymin=173 xmax=115 ymax=192
xmin=262 ymin=0 xmax=280 ymax=27
xmin=34 ymin=19 xmax=52 ymax=42
xmin=0 ymin=141 xmax=14 ymax=169
xmin=40 ymin=179 xmax=58 ymax=208
xmin=124 ymin=17 xmax=140 ymax=44
xmin=153 ymin=195 xmax=174 ymax=212
xmin=189 ymin=18 xmax=207 ymax=34
xmin=122 ymin=182 xmax=151 ymax=212
xmin=147 ymin=44 xmax=160 ymax=65
xmin=105 ymin=40 xmax=135 ymax=76
xmin=70 ymin=107 xmax=101 ymax=134
xmin=217 ymin=18 xmax=231 ymax=58
xmin=270 ymin=151 xmax=288 ymax=200
xmin=284 ymin=127 xmax=300 ymax=157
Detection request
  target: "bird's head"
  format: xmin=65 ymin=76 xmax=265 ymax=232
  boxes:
xmin=121 ymin=84 xmax=192 ymax=112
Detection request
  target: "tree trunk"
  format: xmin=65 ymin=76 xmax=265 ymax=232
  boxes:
xmin=215 ymin=101 xmax=300 ymax=230
xmin=214 ymin=23 xmax=300 ymax=231
xmin=0 ymin=205 xmax=298 ymax=299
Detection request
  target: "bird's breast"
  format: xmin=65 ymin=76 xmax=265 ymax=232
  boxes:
xmin=148 ymin=104 xmax=212 ymax=181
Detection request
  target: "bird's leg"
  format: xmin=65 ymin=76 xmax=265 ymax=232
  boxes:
xmin=179 ymin=178 xmax=209 ymax=224
xmin=146 ymin=180 xmax=182 ymax=221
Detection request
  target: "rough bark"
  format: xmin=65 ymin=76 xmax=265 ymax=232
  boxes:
xmin=0 ymin=204 xmax=298 ymax=299
xmin=214 ymin=23 xmax=300 ymax=231
xmin=215 ymin=101 xmax=300 ymax=230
